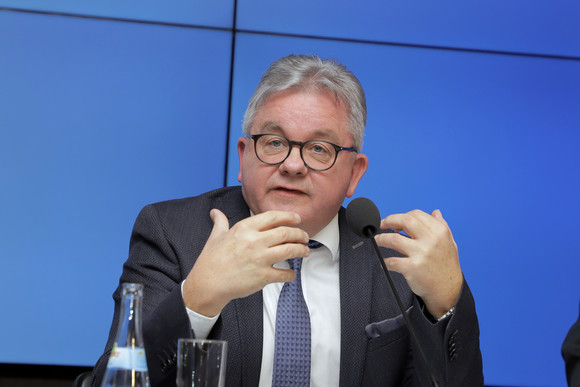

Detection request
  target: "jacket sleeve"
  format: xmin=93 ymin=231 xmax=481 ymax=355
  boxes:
xmin=361 ymin=277 xmax=483 ymax=387
xmin=409 ymin=278 xmax=484 ymax=387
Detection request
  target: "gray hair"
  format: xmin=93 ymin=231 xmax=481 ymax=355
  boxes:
xmin=242 ymin=54 xmax=367 ymax=151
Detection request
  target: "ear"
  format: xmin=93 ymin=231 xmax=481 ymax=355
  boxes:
xmin=237 ymin=137 xmax=247 ymax=183
xmin=346 ymin=153 xmax=369 ymax=198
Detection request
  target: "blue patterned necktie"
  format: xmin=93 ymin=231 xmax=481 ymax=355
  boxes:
xmin=272 ymin=240 xmax=322 ymax=387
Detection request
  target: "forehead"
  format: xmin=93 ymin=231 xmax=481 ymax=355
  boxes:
xmin=252 ymin=89 xmax=351 ymax=143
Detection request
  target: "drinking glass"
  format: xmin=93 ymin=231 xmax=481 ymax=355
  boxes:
xmin=176 ymin=339 xmax=227 ymax=387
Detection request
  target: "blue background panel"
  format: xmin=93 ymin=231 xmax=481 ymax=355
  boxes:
xmin=0 ymin=0 xmax=234 ymax=28
xmin=237 ymin=0 xmax=580 ymax=58
xmin=227 ymin=33 xmax=580 ymax=387
xmin=0 ymin=11 xmax=232 ymax=365
xmin=1 ymin=1 xmax=579 ymax=384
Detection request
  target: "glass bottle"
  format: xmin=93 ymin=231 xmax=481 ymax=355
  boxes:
xmin=101 ymin=283 xmax=150 ymax=387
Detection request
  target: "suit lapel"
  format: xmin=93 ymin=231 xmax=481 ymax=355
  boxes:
xmin=215 ymin=188 xmax=264 ymax=386
xmin=338 ymin=208 xmax=375 ymax=387
xmin=213 ymin=191 xmax=379 ymax=386
xmin=235 ymin=293 xmax=264 ymax=386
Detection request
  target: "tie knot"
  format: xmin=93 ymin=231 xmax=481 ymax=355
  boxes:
xmin=288 ymin=241 xmax=322 ymax=270
xmin=308 ymin=240 xmax=322 ymax=249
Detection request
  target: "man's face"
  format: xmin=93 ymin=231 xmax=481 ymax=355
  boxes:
xmin=237 ymin=88 xmax=368 ymax=236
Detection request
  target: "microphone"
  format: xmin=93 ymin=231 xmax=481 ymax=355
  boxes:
xmin=346 ymin=197 xmax=439 ymax=387
xmin=345 ymin=196 xmax=381 ymax=238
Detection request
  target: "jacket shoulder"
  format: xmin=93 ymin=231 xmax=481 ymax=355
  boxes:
xmin=143 ymin=186 xmax=246 ymax=220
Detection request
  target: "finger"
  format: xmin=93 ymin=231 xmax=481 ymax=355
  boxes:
xmin=384 ymin=256 xmax=411 ymax=276
xmin=250 ymin=210 xmax=302 ymax=231
xmin=209 ymin=208 xmax=230 ymax=236
xmin=380 ymin=212 xmax=424 ymax=239
xmin=270 ymin=267 xmax=298 ymax=284
xmin=431 ymin=209 xmax=458 ymax=249
xmin=261 ymin=226 xmax=310 ymax=248
xmin=381 ymin=210 xmax=442 ymax=238
xmin=260 ymin=242 xmax=311 ymax=266
xmin=431 ymin=209 xmax=449 ymax=227
xmin=374 ymin=232 xmax=414 ymax=256
xmin=411 ymin=209 xmax=452 ymax=235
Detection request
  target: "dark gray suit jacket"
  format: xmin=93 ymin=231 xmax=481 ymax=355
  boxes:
xmin=92 ymin=186 xmax=483 ymax=386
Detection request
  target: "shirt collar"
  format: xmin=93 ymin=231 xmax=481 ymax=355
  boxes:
xmin=248 ymin=211 xmax=340 ymax=262
xmin=310 ymin=214 xmax=340 ymax=262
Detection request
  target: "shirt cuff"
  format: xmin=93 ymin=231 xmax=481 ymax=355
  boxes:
xmin=181 ymin=280 xmax=220 ymax=339
xmin=418 ymin=296 xmax=455 ymax=324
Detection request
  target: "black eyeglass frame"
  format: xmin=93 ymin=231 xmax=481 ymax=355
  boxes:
xmin=249 ymin=133 xmax=358 ymax=171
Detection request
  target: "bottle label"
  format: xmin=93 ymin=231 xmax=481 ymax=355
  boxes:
xmin=107 ymin=346 xmax=148 ymax=372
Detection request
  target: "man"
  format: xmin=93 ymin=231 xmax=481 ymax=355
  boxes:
xmin=92 ymin=54 xmax=483 ymax=386
xmin=562 ymin=303 xmax=580 ymax=386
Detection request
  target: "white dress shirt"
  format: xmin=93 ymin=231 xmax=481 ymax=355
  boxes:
xmin=183 ymin=214 xmax=342 ymax=386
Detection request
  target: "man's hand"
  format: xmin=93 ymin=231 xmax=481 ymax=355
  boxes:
xmin=374 ymin=209 xmax=463 ymax=319
xmin=183 ymin=209 xmax=310 ymax=317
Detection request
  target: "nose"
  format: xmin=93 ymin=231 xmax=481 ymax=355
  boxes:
xmin=279 ymin=145 xmax=308 ymax=175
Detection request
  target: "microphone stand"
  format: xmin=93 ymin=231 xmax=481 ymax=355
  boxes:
xmin=365 ymin=227 xmax=439 ymax=387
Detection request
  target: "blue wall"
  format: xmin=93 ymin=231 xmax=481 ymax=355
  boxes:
xmin=1 ymin=2 xmax=579 ymax=386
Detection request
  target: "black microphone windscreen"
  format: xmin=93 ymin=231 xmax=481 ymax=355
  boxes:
xmin=346 ymin=197 xmax=381 ymax=238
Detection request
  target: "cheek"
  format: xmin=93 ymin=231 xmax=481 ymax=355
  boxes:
xmin=239 ymin=156 xmax=257 ymax=183
xmin=312 ymin=174 xmax=350 ymax=205
xmin=240 ymin=164 xmax=268 ymax=201
xmin=240 ymin=164 xmax=256 ymax=188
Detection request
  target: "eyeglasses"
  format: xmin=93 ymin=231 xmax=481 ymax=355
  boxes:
xmin=250 ymin=133 xmax=358 ymax=171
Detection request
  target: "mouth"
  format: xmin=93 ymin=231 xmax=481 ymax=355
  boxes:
xmin=272 ymin=186 xmax=306 ymax=196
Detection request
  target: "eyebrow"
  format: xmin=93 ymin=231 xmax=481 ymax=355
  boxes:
xmin=256 ymin=122 xmax=341 ymax=143
xmin=259 ymin=122 xmax=283 ymax=134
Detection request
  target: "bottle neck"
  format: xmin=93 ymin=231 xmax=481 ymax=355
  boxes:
xmin=114 ymin=290 xmax=145 ymax=348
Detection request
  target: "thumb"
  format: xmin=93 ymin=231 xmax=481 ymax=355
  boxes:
xmin=209 ymin=208 xmax=230 ymax=238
